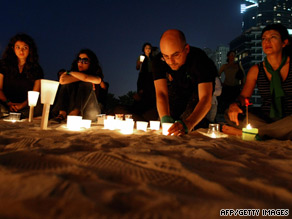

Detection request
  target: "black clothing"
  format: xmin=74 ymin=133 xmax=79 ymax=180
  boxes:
xmin=136 ymin=55 xmax=156 ymax=110
xmin=0 ymin=61 xmax=44 ymax=118
xmin=152 ymin=47 xmax=217 ymax=120
xmin=0 ymin=62 xmax=43 ymax=103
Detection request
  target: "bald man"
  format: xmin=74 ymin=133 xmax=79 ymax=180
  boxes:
xmin=152 ymin=29 xmax=217 ymax=135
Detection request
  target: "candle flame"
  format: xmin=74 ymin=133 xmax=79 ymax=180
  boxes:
xmin=211 ymin=132 xmax=217 ymax=138
xmin=246 ymin=124 xmax=252 ymax=129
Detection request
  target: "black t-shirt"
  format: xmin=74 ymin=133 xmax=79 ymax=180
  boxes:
xmin=1 ymin=63 xmax=44 ymax=103
xmin=152 ymin=46 xmax=216 ymax=119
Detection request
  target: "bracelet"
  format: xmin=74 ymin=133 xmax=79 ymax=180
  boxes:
xmin=175 ymin=120 xmax=188 ymax=134
xmin=66 ymin=71 xmax=71 ymax=75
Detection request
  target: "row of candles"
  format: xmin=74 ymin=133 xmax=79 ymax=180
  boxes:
xmin=67 ymin=114 xmax=173 ymax=135
xmin=7 ymin=79 xmax=259 ymax=140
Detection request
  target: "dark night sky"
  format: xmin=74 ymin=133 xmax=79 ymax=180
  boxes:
xmin=1 ymin=0 xmax=242 ymax=97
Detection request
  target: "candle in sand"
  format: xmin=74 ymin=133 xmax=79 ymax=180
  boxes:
xmin=242 ymin=124 xmax=258 ymax=141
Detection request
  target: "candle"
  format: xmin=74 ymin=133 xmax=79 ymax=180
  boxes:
xmin=28 ymin=91 xmax=39 ymax=122
xmin=67 ymin=116 xmax=82 ymax=131
xmin=162 ymin=123 xmax=173 ymax=136
xmin=207 ymin=123 xmax=220 ymax=138
xmin=120 ymin=120 xmax=134 ymax=134
xmin=242 ymin=124 xmax=258 ymax=141
xmin=140 ymin=55 xmax=145 ymax=62
xmin=81 ymin=119 xmax=91 ymax=129
xmin=40 ymin=79 xmax=59 ymax=130
xmin=9 ymin=112 xmax=21 ymax=123
xmin=150 ymin=121 xmax=160 ymax=130
xmin=97 ymin=114 xmax=106 ymax=125
xmin=136 ymin=121 xmax=148 ymax=132
xmin=104 ymin=116 xmax=115 ymax=130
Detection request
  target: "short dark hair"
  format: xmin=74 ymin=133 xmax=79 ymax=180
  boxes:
xmin=261 ymin=23 xmax=289 ymax=42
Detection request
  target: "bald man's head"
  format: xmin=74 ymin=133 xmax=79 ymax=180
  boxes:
xmin=160 ymin=29 xmax=189 ymax=70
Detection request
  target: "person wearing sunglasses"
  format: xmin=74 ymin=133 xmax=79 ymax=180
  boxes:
xmin=52 ymin=49 xmax=107 ymax=122
xmin=152 ymin=29 xmax=217 ymax=136
xmin=0 ymin=33 xmax=44 ymax=118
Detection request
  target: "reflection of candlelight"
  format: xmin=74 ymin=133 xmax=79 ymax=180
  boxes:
xmin=211 ymin=132 xmax=217 ymax=138
xmin=242 ymin=124 xmax=258 ymax=141
xmin=28 ymin=91 xmax=39 ymax=122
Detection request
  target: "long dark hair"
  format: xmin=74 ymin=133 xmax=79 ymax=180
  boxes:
xmin=1 ymin=33 xmax=41 ymax=79
xmin=2 ymin=33 xmax=39 ymax=65
xmin=70 ymin=49 xmax=103 ymax=78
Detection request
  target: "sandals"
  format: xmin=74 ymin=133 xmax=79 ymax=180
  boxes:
xmin=53 ymin=114 xmax=66 ymax=123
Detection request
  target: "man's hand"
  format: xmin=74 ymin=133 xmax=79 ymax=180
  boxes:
xmin=167 ymin=120 xmax=188 ymax=136
xmin=228 ymin=103 xmax=243 ymax=126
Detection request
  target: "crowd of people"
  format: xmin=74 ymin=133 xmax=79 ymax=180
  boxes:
xmin=1 ymin=23 xmax=292 ymax=140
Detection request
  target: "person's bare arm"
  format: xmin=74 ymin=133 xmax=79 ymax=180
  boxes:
xmin=228 ymin=65 xmax=258 ymax=125
xmin=168 ymin=82 xmax=213 ymax=135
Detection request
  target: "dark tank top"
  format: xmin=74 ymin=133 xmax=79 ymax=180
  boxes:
xmin=257 ymin=58 xmax=292 ymax=119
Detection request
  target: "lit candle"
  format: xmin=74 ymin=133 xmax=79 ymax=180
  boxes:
xmin=242 ymin=124 xmax=258 ymax=141
xmin=9 ymin=112 xmax=21 ymax=123
xmin=140 ymin=55 xmax=145 ymax=62
xmin=162 ymin=123 xmax=173 ymax=136
xmin=136 ymin=121 xmax=148 ymax=132
xmin=97 ymin=114 xmax=106 ymax=125
xmin=67 ymin=116 xmax=82 ymax=131
xmin=150 ymin=121 xmax=160 ymax=130
xmin=28 ymin=91 xmax=39 ymax=122
xmin=81 ymin=119 xmax=91 ymax=129
xmin=40 ymin=79 xmax=59 ymax=130
xmin=120 ymin=120 xmax=134 ymax=134
xmin=104 ymin=116 xmax=115 ymax=130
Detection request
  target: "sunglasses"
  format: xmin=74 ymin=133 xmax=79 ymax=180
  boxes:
xmin=78 ymin=57 xmax=90 ymax=64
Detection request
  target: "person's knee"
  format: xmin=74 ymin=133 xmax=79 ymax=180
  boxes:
xmin=79 ymin=82 xmax=93 ymax=90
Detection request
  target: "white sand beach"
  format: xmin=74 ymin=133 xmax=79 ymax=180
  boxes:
xmin=0 ymin=118 xmax=291 ymax=218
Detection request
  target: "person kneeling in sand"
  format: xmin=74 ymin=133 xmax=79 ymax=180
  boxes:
xmin=223 ymin=24 xmax=292 ymax=140
xmin=152 ymin=29 xmax=217 ymax=136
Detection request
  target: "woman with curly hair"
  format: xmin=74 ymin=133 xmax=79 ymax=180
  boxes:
xmin=52 ymin=49 xmax=107 ymax=122
xmin=0 ymin=33 xmax=44 ymax=118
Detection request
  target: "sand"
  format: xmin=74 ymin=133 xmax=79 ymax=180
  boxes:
xmin=0 ymin=118 xmax=291 ymax=218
